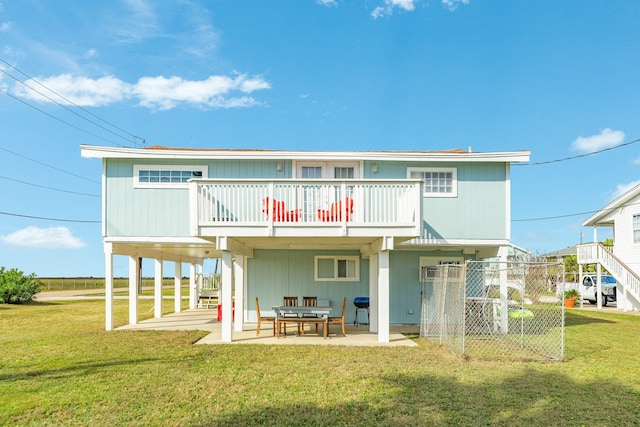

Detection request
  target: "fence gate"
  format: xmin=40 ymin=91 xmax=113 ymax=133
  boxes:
xmin=420 ymin=261 xmax=565 ymax=361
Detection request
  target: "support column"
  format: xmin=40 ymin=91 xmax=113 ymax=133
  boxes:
xmin=498 ymin=246 xmax=509 ymax=333
xmin=221 ymin=251 xmax=233 ymax=342
xmin=378 ymin=250 xmax=390 ymax=343
xmin=369 ymin=254 xmax=378 ymax=333
xmin=596 ymin=263 xmax=602 ymax=310
xmin=104 ymin=242 xmax=114 ymax=331
xmin=234 ymin=255 xmax=245 ymax=332
xmin=174 ymin=261 xmax=182 ymax=313
xmin=189 ymin=263 xmax=197 ymax=309
xmin=154 ymin=258 xmax=163 ymax=318
xmin=128 ymin=256 xmax=139 ymax=325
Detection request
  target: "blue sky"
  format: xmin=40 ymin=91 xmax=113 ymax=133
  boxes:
xmin=1 ymin=0 xmax=639 ymax=277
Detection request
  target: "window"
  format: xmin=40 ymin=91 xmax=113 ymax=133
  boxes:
xmin=134 ymin=165 xmax=207 ymax=188
xmin=408 ymin=167 xmax=457 ymax=197
xmin=634 ymin=214 xmax=640 ymax=244
xmin=315 ymin=256 xmax=360 ymax=281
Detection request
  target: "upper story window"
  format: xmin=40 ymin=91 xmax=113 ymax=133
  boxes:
xmin=408 ymin=167 xmax=457 ymax=198
xmin=133 ymin=165 xmax=208 ymax=188
xmin=633 ymin=214 xmax=640 ymax=244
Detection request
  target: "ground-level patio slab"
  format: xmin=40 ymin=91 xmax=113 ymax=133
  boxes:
xmin=115 ymin=309 xmax=419 ymax=347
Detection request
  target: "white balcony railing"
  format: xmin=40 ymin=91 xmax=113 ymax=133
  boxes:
xmin=189 ymin=179 xmax=423 ymax=238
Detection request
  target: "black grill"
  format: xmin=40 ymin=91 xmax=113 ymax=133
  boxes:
xmin=353 ymin=297 xmax=369 ymax=325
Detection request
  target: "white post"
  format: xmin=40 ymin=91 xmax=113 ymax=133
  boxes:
xmin=104 ymin=242 xmax=114 ymax=331
xmin=189 ymin=263 xmax=197 ymax=309
xmin=154 ymin=258 xmax=163 ymax=318
xmin=221 ymin=251 xmax=233 ymax=342
xmin=377 ymin=250 xmax=390 ymax=343
xmin=234 ymin=255 xmax=245 ymax=332
xmin=596 ymin=263 xmax=602 ymax=310
xmin=174 ymin=261 xmax=182 ymax=313
xmin=498 ymin=246 xmax=509 ymax=333
xmin=369 ymin=254 xmax=378 ymax=333
xmin=592 ymin=226 xmax=598 ymax=243
xmin=128 ymin=256 xmax=139 ymax=325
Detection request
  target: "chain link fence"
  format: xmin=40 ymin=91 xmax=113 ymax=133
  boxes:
xmin=420 ymin=261 xmax=565 ymax=361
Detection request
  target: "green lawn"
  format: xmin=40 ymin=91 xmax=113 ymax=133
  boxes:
xmin=1 ymin=301 xmax=639 ymax=426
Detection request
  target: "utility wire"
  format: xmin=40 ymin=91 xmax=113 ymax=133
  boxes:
xmin=0 ymin=87 xmax=126 ymax=148
xmin=515 ymin=137 xmax=640 ymax=166
xmin=0 ymin=146 xmax=100 ymax=184
xmin=0 ymin=210 xmax=100 ymax=223
xmin=0 ymin=57 xmax=144 ymax=147
xmin=0 ymin=175 xmax=100 ymax=197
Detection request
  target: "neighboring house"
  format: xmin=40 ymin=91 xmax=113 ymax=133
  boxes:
xmin=81 ymin=145 xmax=530 ymax=342
xmin=581 ymin=184 xmax=640 ymax=311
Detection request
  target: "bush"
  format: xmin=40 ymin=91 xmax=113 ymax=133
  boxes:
xmin=0 ymin=267 xmax=43 ymax=304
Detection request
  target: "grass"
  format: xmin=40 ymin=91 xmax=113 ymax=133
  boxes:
xmin=1 ymin=302 xmax=639 ymax=426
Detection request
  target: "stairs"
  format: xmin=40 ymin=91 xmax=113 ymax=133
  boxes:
xmin=577 ymin=243 xmax=640 ymax=311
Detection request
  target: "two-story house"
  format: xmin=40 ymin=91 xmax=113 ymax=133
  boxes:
xmin=81 ymin=144 xmax=530 ymax=343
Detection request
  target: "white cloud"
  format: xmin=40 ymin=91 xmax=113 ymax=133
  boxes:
xmin=610 ymin=180 xmax=640 ymax=201
xmin=442 ymin=0 xmax=470 ymax=11
xmin=0 ymin=226 xmax=86 ymax=249
xmin=10 ymin=72 xmax=271 ymax=110
xmin=0 ymin=21 xmax=12 ymax=32
xmin=371 ymin=0 xmax=417 ymax=18
xmin=133 ymin=74 xmax=270 ymax=110
xmin=316 ymin=0 xmax=338 ymax=6
xmin=14 ymin=74 xmax=130 ymax=107
xmin=571 ymin=128 xmax=625 ymax=153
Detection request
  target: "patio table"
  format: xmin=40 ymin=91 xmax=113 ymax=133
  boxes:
xmin=272 ymin=306 xmax=331 ymax=339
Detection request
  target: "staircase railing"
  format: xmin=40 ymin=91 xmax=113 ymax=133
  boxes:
xmin=577 ymin=242 xmax=640 ymax=305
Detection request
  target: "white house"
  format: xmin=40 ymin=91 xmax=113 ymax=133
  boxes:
xmin=580 ymin=183 xmax=640 ymax=312
xmin=81 ymin=144 xmax=531 ymax=342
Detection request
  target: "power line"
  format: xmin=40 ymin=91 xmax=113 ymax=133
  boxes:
xmin=515 ymin=137 xmax=640 ymax=166
xmin=0 ymin=210 xmax=100 ymax=223
xmin=0 ymin=57 xmax=144 ymax=147
xmin=0 ymin=87 xmax=127 ymax=148
xmin=0 ymin=146 xmax=100 ymax=184
xmin=0 ymin=175 xmax=100 ymax=197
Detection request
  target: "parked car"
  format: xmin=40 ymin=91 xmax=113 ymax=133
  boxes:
xmin=580 ymin=275 xmax=617 ymax=306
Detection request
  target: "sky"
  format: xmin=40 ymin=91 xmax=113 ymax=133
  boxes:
xmin=1 ymin=0 xmax=640 ymax=278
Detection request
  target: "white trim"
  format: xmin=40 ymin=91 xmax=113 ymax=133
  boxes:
xmin=293 ymin=161 xmax=362 ymax=179
xmin=314 ymin=255 xmax=360 ymax=281
xmin=101 ymin=159 xmax=107 ymax=237
xmin=81 ymin=145 xmax=531 ymax=163
xmin=407 ymin=167 xmax=457 ymax=198
xmin=505 ymin=163 xmax=511 ymax=240
xmin=133 ymin=164 xmax=208 ymax=188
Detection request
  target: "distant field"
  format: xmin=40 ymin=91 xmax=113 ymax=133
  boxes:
xmin=39 ymin=277 xmax=189 ymax=291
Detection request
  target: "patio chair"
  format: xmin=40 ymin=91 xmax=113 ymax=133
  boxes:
xmin=300 ymin=296 xmax=319 ymax=335
xmin=255 ymin=297 xmax=275 ymax=336
xmin=282 ymin=296 xmax=300 ymax=335
xmin=317 ymin=197 xmax=354 ymax=222
xmin=262 ymin=197 xmax=300 ymax=222
xmin=328 ymin=297 xmax=347 ymax=336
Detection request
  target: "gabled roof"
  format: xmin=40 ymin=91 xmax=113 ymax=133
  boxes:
xmin=583 ymin=183 xmax=640 ymax=227
xmin=81 ymin=145 xmax=531 ymax=163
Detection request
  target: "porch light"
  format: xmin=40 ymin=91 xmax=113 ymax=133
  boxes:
xmin=371 ymin=164 xmax=378 ymax=174
xmin=276 ymin=162 xmax=283 ymax=172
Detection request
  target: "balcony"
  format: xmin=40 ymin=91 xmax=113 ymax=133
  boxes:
xmin=189 ymin=179 xmax=423 ymax=238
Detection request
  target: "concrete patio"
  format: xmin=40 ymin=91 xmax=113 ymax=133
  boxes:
xmin=115 ymin=308 xmax=419 ymax=347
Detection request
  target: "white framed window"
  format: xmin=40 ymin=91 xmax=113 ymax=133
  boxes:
xmin=314 ymin=255 xmax=360 ymax=281
xmin=634 ymin=214 xmax=640 ymax=244
xmin=408 ymin=167 xmax=457 ymax=198
xmin=134 ymin=165 xmax=208 ymax=188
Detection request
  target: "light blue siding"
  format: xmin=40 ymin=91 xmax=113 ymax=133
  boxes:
xmin=364 ymin=160 xmax=508 ymax=240
xmin=247 ymin=249 xmax=369 ymax=322
xmin=105 ymin=158 xmax=291 ymax=236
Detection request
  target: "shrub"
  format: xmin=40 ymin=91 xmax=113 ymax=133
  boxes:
xmin=564 ymin=288 xmax=579 ymax=300
xmin=0 ymin=267 xmax=43 ymax=304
